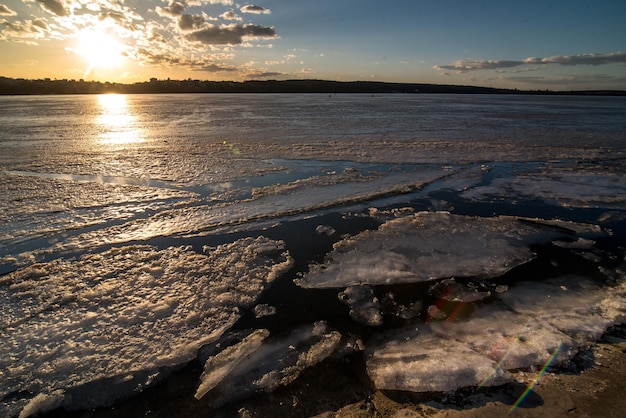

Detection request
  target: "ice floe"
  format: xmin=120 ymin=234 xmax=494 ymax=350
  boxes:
xmin=0 ymin=237 xmax=292 ymax=417
xmin=365 ymin=272 xmax=626 ymax=394
xmin=366 ymin=324 xmax=513 ymax=392
xmin=297 ymin=212 xmax=603 ymax=288
xmin=195 ymin=322 xmax=341 ymax=406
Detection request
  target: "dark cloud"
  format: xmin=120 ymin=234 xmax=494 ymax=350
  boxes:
xmin=35 ymin=0 xmax=69 ymax=17
xmin=2 ymin=19 xmax=47 ymax=35
xmin=524 ymin=52 xmax=626 ymax=66
xmin=185 ymin=23 xmax=276 ymax=45
xmin=435 ymin=59 xmax=521 ymax=72
xmin=240 ymin=5 xmax=271 ymax=14
xmin=0 ymin=4 xmax=17 ymax=16
xmin=436 ymin=52 xmax=626 ymax=73
xmin=136 ymin=47 xmax=238 ymax=73
xmin=156 ymin=1 xmax=186 ymax=18
xmin=178 ymin=14 xmax=206 ymax=31
xmin=31 ymin=18 xmax=49 ymax=30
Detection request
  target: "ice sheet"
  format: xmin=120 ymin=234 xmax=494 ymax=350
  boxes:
xmin=0 ymin=237 xmax=292 ymax=417
xmin=463 ymin=168 xmax=626 ymax=209
xmin=26 ymin=169 xmax=446 ymax=258
xmin=297 ymin=212 xmax=602 ymax=288
xmin=0 ymin=172 xmax=197 ymax=259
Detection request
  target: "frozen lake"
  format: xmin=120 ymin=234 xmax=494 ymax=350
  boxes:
xmin=1 ymin=93 xmax=625 ymax=417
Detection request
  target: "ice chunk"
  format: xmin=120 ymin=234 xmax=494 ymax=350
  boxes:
xmin=0 ymin=237 xmax=292 ymax=417
xmin=428 ymin=278 xmax=491 ymax=303
xmin=366 ymin=324 xmax=512 ymax=392
xmin=338 ymin=285 xmax=383 ymax=326
xmin=297 ymin=212 xmax=600 ymax=288
xmin=431 ymin=304 xmax=577 ymax=370
xmin=198 ymin=322 xmax=341 ymax=406
xmin=253 ymin=304 xmax=277 ymax=318
xmin=500 ymin=276 xmax=625 ymax=343
xmin=315 ymin=224 xmax=336 ymax=236
xmin=195 ymin=329 xmax=270 ymax=400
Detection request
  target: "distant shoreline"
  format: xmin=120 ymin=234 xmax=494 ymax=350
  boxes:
xmin=1 ymin=76 xmax=625 ymax=96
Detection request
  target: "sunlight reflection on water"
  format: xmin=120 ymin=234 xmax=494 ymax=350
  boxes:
xmin=97 ymin=94 xmax=144 ymax=146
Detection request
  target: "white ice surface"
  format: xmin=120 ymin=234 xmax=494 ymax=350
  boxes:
xmin=297 ymin=212 xmax=602 ymax=288
xmin=366 ymin=273 xmax=626 ymax=394
xmin=0 ymin=237 xmax=292 ymax=417
xmin=366 ymin=324 xmax=513 ymax=392
xmin=195 ymin=322 xmax=341 ymax=406
xmin=32 ymin=169 xmax=446 ymax=257
xmin=463 ymin=169 xmax=626 ymax=209
xmin=0 ymin=172 xmax=197 ymax=259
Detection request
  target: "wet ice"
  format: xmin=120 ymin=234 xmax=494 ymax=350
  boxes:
xmin=1 ymin=94 xmax=625 ymax=416
xmin=296 ymin=212 xmax=603 ymax=288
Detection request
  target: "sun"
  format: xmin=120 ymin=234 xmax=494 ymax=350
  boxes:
xmin=77 ymin=29 xmax=127 ymax=70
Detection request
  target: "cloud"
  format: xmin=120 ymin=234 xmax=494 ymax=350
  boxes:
xmin=435 ymin=52 xmax=626 ymax=73
xmin=33 ymin=0 xmax=70 ymax=17
xmin=178 ymin=13 xmax=207 ymax=31
xmin=156 ymin=1 xmax=185 ymax=18
xmin=221 ymin=11 xmax=241 ymax=21
xmin=0 ymin=4 xmax=17 ymax=16
xmin=185 ymin=23 xmax=276 ymax=45
xmin=240 ymin=5 xmax=271 ymax=14
xmin=0 ymin=18 xmax=50 ymax=44
xmin=524 ymin=52 xmax=626 ymax=66
xmin=435 ymin=59 xmax=522 ymax=72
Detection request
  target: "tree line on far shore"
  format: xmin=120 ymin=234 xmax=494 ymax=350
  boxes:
xmin=0 ymin=76 xmax=623 ymax=96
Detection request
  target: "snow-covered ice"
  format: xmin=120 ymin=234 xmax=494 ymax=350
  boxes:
xmin=0 ymin=237 xmax=292 ymax=417
xmin=297 ymin=212 xmax=603 ymax=288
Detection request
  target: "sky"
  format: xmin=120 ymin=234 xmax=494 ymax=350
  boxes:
xmin=0 ymin=0 xmax=625 ymax=90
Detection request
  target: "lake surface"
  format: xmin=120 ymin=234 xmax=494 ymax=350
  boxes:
xmin=1 ymin=94 xmax=625 ymax=417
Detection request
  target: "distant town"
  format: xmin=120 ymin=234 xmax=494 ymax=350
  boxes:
xmin=0 ymin=76 xmax=624 ymax=96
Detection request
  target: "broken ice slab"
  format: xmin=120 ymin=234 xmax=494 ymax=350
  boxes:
xmin=366 ymin=324 xmax=513 ymax=393
xmin=195 ymin=329 xmax=270 ymax=400
xmin=338 ymin=285 xmax=383 ymax=326
xmin=0 ymin=237 xmax=292 ymax=418
xmin=430 ymin=304 xmax=577 ymax=370
xmin=296 ymin=212 xmax=603 ymax=289
xmin=366 ymin=273 xmax=626 ymax=395
xmin=196 ymin=322 xmax=341 ymax=406
xmin=500 ymin=275 xmax=626 ymax=343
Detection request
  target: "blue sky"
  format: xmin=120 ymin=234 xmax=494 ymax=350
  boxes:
xmin=1 ymin=1 xmax=625 ymax=90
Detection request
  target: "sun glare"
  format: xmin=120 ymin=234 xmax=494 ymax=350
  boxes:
xmin=97 ymin=94 xmax=144 ymax=146
xmin=78 ymin=29 xmax=126 ymax=70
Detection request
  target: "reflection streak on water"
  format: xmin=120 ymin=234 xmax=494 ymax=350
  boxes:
xmin=97 ymin=94 xmax=144 ymax=146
